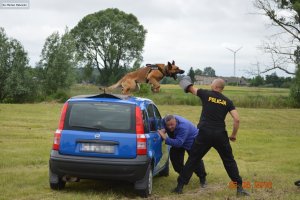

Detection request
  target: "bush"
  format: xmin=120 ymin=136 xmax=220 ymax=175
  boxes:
xmin=44 ymin=89 xmax=70 ymax=103
xmin=134 ymin=83 xmax=151 ymax=96
xmin=290 ymin=84 xmax=300 ymax=108
xmin=289 ymin=66 xmax=300 ymax=108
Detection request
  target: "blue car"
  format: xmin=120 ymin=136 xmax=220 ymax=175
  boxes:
xmin=49 ymin=93 xmax=170 ymax=197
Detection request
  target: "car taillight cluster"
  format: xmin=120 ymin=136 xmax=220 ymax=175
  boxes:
xmin=53 ymin=129 xmax=62 ymax=150
xmin=135 ymin=106 xmax=147 ymax=155
xmin=52 ymin=102 xmax=68 ymax=151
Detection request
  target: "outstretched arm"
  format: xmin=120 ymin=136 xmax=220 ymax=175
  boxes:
xmin=229 ymin=109 xmax=240 ymax=142
xmin=179 ymin=76 xmax=198 ymax=96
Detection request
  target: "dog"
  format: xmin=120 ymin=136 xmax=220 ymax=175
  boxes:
xmin=103 ymin=61 xmax=185 ymax=95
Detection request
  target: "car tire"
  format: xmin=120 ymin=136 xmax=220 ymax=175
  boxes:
xmin=137 ymin=164 xmax=153 ymax=198
xmin=49 ymin=168 xmax=66 ymax=190
xmin=159 ymin=159 xmax=169 ymax=177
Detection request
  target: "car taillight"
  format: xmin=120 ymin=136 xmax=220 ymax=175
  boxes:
xmin=58 ymin=102 xmax=68 ymax=130
xmin=136 ymin=106 xmax=147 ymax=155
xmin=53 ymin=129 xmax=61 ymax=150
xmin=52 ymin=102 xmax=68 ymax=150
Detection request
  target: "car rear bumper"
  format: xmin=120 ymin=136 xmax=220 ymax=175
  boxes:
xmin=49 ymin=150 xmax=150 ymax=182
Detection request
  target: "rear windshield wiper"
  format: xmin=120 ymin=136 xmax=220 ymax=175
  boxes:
xmin=70 ymin=125 xmax=102 ymax=131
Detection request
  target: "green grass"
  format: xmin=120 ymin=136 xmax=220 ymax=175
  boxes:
xmin=0 ymin=103 xmax=299 ymax=200
xmin=69 ymin=84 xmax=292 ymax=108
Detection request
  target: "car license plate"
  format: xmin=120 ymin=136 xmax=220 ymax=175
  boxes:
xmin=80 ymin=143 xmax=114 ymax=154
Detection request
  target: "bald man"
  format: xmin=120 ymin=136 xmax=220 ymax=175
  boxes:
xmin=173 ymin=77 xmax=249 ymax=196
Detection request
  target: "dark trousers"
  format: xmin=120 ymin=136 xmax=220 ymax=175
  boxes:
xmin=170 ymin=146 xmax=207 ymax=179
xmin=178 ymin=126 xmax=242 ymax=185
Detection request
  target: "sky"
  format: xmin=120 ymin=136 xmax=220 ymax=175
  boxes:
xmin=0 ymin=0 xmax=296 ymax=77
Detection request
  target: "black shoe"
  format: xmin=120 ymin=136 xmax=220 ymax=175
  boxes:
xmin=237 ymin=185 xmax=250 ymax=197
xmin=172 ymin=183 xmax=184 ymax=194
xmin=200 ymin=177 xmax=207 ymax=188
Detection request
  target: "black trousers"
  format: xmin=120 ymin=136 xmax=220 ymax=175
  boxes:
xmin=170 ymin=146 xmax=207 ymax=179
xmin=177 ymin=126 xmax=242 ymax=185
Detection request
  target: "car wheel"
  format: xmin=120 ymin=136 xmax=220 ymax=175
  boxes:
xmin=49 ymin=168 xmax=66 ymax=190
xmin=138 ymin=164 xmax=153 ymax=198
xmin=159 ymin=159 xmax=169 ymax=177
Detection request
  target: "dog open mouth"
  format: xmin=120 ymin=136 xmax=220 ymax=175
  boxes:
xmin=171 ymin=70 xmax=185 ymax=80
xmin=172 ymin=74 xmax=177 ymax=80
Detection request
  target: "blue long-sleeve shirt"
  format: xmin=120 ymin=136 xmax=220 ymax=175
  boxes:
xmin=162 ymin=115 xmax=199 ymax=150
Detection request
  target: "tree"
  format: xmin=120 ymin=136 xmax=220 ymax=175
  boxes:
xmin=0 ymin=27 xmax=37 ymax=103
xmin=188 ymin=67 xmax=195 ymax=82
xmin=265 ymin=72 xmax=283 ymax=86
xmin=254 ymin=0 xmax=300 ymax=105
xmin=128 ymin=57 xmax=143 ymax=72
xmin=290 ymin=65 xmax=300 ymax=105
xmin=37 ymin=30 xmax=76 ymax=95
xmin=71 ymin=8 xmax=147 ymax=86
xmin=4 ymin=39 xmax=36 ymax=102
xmin=254 ymin=0 xmax=300 ymax=74
xmin=250 ymin=75 xmax=265 ymax=86
xmin=0 ymin=27 xmax=10 ymax=101
xmin=203 ymin=66 xmax=216 ymax=76
xmin=194 ymin=68 xmax=203 ymax=76
xmin=82 ymin=61 xmax=94 ymax=83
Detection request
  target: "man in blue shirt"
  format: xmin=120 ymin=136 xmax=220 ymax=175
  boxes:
xmin=158 ymin=114 xmax=207 ymax=187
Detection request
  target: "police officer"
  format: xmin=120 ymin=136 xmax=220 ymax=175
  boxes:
xmin=173 ymin=76 xmax=249 ymax=196
xmin=158 ymin=114 xmax=207 ymax=188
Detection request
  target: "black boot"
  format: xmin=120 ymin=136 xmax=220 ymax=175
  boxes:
xmin=172 ymin=182 xmax=184 ymax=194
xmin=237 ymin=184 xmax=250 ymax=197
xmin=200 ymin=176 xmax=207 ymax=188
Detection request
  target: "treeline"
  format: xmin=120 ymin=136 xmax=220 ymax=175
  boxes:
xmin=0 ymin=28 xmax=75 ymax=103
xmin=0 ymin=8 xmax=146 ymax=103
xmin=0 ymin=28 xmax=39 ymax=103
xmin=249 ymin=73 xmax=294 ymax=88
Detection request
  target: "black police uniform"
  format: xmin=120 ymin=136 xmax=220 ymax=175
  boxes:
xmin=177 ymin=88 xmax=243 ymax=186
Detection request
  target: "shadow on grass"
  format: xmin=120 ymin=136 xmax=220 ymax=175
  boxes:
xmin=54 ymin=175 xmax=171 ymax=199
xmin=62 ymin=179 xmax=138 ymax=198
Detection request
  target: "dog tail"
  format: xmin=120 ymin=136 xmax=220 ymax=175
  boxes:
xmin=99 ymin=78 xmax=124 ymax=93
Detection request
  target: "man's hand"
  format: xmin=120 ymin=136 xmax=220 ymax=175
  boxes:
xmin=179 ymin=76 xmax=193 ymax=93
xmin=229 ymin=134 xmax=237 ymax=142
xmin=158 ymin=129 xmax=167 ymax=140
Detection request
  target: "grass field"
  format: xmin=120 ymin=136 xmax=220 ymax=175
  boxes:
xmin=0 ymin=101 xmax=299 ymax=199
xmin=70 ymin=84 xmax=292 ymax=108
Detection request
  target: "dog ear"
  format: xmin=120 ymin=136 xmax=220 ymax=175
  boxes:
xmin=172 ymin=60 xmax=175 ymax=65
xmin=168 ymin=62 xmax=172 ymax=70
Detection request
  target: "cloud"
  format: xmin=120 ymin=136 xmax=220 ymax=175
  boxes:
xmin=0 ymin=0 xmax=295 ymax=77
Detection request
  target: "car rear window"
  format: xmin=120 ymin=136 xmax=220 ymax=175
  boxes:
xmin=65 ymin=102 xmax=135 ymax=133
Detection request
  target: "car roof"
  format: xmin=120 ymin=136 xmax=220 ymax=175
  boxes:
xmin=67 ymin=93 xmax=153 ymax=108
